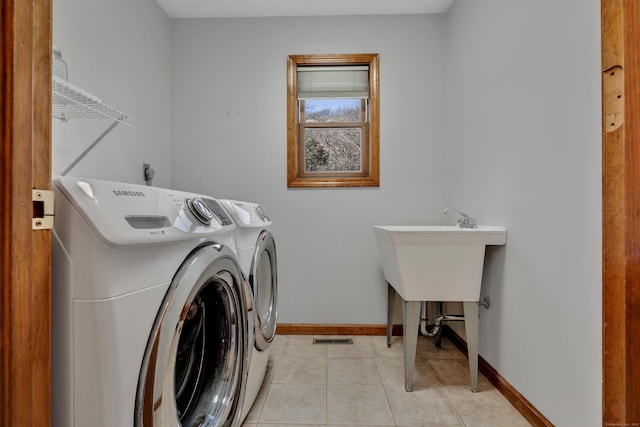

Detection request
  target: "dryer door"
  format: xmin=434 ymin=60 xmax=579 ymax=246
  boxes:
xmin=250 ymin=230 xmax=277 ymax=351
xmin=135 ymin=243 xmax=249 ymax=427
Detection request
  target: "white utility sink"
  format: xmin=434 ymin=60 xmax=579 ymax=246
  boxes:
xmin=373 ymin=225 xmax=506 ymax=301
xmin=373 ymin=224 xmax=507 ymax=393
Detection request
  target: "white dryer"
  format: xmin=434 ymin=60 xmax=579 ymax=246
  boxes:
xmin=51 ymin=176 xmax=252 ymax=427
xmin=219 ymin=200 xmax=277 ymax=422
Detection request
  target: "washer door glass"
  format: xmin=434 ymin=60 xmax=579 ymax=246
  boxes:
xmin=250 ymin=230 xmax=277 ymax=351
xmin=135 ymin=243 xmax=248 ymax=427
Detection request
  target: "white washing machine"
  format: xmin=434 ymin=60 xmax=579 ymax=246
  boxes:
xmin=51 ymin=176 xmax=253 ymax=427
xmin=219 ymin=200 xmax=277 ymax=422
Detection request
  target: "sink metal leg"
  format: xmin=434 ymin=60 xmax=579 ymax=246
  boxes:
xmin=386 ymin=284 xmax=397 ymax=347
xmin=402 ymin=300 xmax=421 ymax=392
xmin=435 ymin=301 xmax=443 ymax=348
xmin=463 ymin=301 xmax=479 ymax=392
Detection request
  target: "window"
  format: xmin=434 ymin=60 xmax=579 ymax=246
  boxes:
xmin=287 ymin=54 xmax=379 ymax=187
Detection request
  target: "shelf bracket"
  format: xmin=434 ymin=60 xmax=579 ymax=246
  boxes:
xmin=60 ymin=119 xmax=122 ymax=176
xmin=52 ymin=77 xmax=133 ymax=176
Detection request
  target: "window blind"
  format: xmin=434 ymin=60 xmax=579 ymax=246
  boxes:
xmin=297 ymin=66 xmax=369 ymax=99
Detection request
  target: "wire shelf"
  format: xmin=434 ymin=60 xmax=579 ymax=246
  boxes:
xmin=52 ymin=77 xmax=133 ymax=126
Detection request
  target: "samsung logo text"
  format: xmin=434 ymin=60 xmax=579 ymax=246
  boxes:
xmin=112 ymin=190 xmax=146 ymax=197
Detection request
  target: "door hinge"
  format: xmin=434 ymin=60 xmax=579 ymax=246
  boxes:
xmin=32 ymin=189 xmax=54 ymax=230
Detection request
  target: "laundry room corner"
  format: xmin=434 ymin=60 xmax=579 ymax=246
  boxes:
xmin=52 ymin=0 xmax=173 ymax=186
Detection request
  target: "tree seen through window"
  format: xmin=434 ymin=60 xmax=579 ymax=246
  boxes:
xmin=303 ymin=99 xmax=363 ymax=173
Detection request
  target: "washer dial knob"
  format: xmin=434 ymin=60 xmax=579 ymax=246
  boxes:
xmin=187 ymin=198 xmax=215 ymax=225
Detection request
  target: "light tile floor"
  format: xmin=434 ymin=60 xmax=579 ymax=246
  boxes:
xmin=242 ymin=335 xmax=531 ymax=427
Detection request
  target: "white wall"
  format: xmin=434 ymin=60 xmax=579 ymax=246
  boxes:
xmin=444 ymin=0 xmax=602 ymax=425
xmin=171 ymin=15 xmax=449 ymax=323
xmin=52 ymin=0 xmax=172 ymax=187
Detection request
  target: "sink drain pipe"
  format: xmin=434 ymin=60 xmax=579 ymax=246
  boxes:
xmin=419 ymin=301 xmax=465 ymax=337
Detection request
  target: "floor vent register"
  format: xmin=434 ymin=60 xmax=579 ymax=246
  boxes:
xmin=312 ymin=338 xmax=354 ymax=345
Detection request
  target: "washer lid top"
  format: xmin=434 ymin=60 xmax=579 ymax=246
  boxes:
xmin=54 ymin=176 xmax=234 ymax=247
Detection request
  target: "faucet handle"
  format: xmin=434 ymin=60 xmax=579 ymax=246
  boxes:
xmin=444 ymin=207 xmax=477 ymax=229
xmin=457 ymin=216 xmax=477 ymax=229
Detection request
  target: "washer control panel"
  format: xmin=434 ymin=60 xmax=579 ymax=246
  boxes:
xmin=54 ymin=176 xmax=235 ymax=247
xmin=187 ymin=198 xmax=215 ymax=225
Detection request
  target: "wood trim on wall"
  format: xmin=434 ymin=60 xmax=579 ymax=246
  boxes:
xmin=602 ymin=0 xmax=640 ymax=424
xmin=443 ymin=327 xmax=553 ymax=427
xmin=1 ymin=0 xmax=52 ymax=425
xmin=277 ymin=323 xmax=390 ymax=336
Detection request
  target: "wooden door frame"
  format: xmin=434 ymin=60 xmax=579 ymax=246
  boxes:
xmin=602 ymin=0 xmax=640 ymax=424
xmin=1 ymin=0 xmax=52 ymax=425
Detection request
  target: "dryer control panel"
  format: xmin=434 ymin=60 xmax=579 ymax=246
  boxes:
xmin=219 ymin=199 xmax=272 ymax=227
xmin=54 ymin=176 xmax=235 ymax=247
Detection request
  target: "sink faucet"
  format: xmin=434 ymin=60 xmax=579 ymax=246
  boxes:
xmin=443 ymin=207 xmax=477 ymax=229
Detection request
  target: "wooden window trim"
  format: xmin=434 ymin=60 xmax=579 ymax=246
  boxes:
xmin=287 ymin=53 xmax=380 ymax=188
